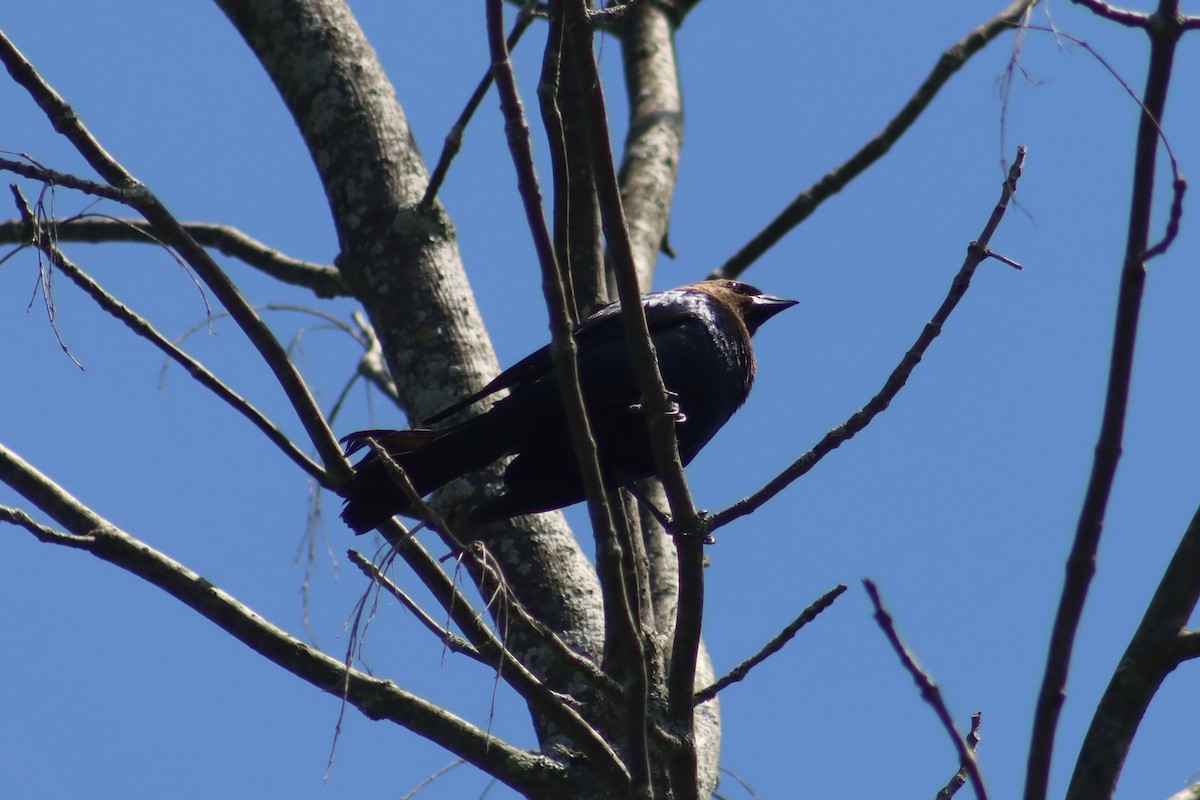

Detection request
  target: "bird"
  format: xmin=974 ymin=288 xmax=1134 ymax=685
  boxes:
xmin=339 ymin=279 xmax=797 ymax=533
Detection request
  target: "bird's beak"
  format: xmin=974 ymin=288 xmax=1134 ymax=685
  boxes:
xmin=746 ymin=293 xmax=798 ymax=332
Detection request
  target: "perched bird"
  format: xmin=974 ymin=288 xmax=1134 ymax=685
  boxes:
xmin=339 ymin=279 xmax=796 ymax=533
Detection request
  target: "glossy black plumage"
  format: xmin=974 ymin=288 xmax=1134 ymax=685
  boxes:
xmin=339 ymin=280 xmax=796 ymax=533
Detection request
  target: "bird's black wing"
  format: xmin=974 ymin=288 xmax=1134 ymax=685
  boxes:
xmin=422 ymin=291 xmax=701 ymax=426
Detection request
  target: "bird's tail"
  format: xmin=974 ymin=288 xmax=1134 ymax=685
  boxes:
xmin=338 ymin=421 xmax=506 ymax=533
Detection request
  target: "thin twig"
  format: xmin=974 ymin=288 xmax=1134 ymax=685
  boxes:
xmin=711 ymin=0 xmax=1037 ymax=280
xmin=0 ymin=215 xmax=346 ymax=297
xmin=936 ymin=713 xmax=984 ymax=800
xmin=0 ymin=505 xmax=92 ymax=548
xmin=347 ymin=549 xmax=483 ymax=660
xmin=399 ymin=760 xmax=468 ymax=800
xmin=0 ymin=443 xmax=566 ymax=799
xmin=1024 ymin=5 xmax=1184 ymax=797
xmin=694 ymin=584 xmax=847 ymax=705
xmin=1068 ymin=0 xmax=1149 ymax=27
xmin=420 ymin=6 xmax=535 ymax=210
xmin=708 ymin=147 xmax=1028 ymax=532
xmin=369 ymin=514 xmax=632 ymax=790
xmin=9 ymin=185 xmax=330 ymax=485
xmin=0 ymin=155 xmax=135 ymax=203
xmin=864 ymin=580 xmax=989 ymax=800
xmin=0 ymin=29 xmax=351 ymax=483
xmin=364 ymin=437 xmax=463 ymax=552
xmin=467 ymin=541 xmax=623 ymax=697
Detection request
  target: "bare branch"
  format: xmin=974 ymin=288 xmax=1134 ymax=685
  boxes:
xmin=9 ymin=186 xmax=331 ymax=486
xmin=1168 ymin=782 xmax=1200 ymax=800
xmin=1064 ymin=500 xmax=1200 ymax=800
xmin=0 ymin=29 xmax=351 ymax=483
xmin=0 ymin=155 xmax=135 ymax=203
xmin=865 ymin=580 xmax=989 ymax=800
xmin=347 ymin=548 xmax=484 ymax=661
xmin=708 ymin=147 xmax=1027 ymax=532
xmin=936 ymin=713 xmax=984 ymax=800
xmin=1012 ymin=23 xmax=1186 ymax=264
xmin=0 ymin=216 xmax=347 ymax=297
xmin=1024 ymin=6 xmax=1186 ymax=796
xmin=0 ymin=443 xmax=567 ymax=798
xmin=485 ymin=0 xmax=640 ymax=678
xmin=366 ymin=513 xmax=632 ymax=791
xmin=694 ymin=584 xmax=846 ymax=705
xmin=421 ymin=6 xmax=536 ymax=210
xmin=561 ymin=4 xmax=709 ymax=797
xmin=615 ymin=0 xmax=683 ymax=290
xmin=1068 ymin=0 xmax=1150 ymax=27
xmin=712 ymin=0 xmax=1037 ymax=280
xmin=486 ymin=3 xmax=648 ymax=793
xmin=0 ymin=505 xmax=91 ymax=548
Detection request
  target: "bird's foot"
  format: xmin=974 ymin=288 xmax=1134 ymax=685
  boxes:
xmin=628 ymin=391 xmax=687 ymax=423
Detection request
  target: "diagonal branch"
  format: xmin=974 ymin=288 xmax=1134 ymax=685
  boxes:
xmin=1068 ymin=0 xmax=1150 ymax=27
xmin=865 ymin=580 xmax=989 ymax=800
xmin=0 ymin=29 xmax=350 ymax=484
xmin=0 ymin=156 xmax=135 ymax=203
xmin=372 ymin=519 xmax=632 ymax=790
xmin=712 ymin=0 xmax=1037 ymax=280
xmin=708 ymin=147 xmax=1028 ymax=532
xmin=694 ymin=583 xmax=846 ymax=705
xmin=1064 ymin=499 xmax=1200 ymax=800
xmin=0 ymin=443 xmax=567 ymax=799
xmin=347 ymin=548 xmax=484 ymax=662
xmin=9 ymin=186 xmax=330 ymax=486
xmin=937 ymin=713 xmax=985 ymax=800
xmin=421 ymin=6 xmax=536 ymax=210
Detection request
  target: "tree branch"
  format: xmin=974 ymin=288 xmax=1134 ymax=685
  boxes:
xmin=694 ymin=583 xmax=846 ymax=705
xmin=347 ymin=548 xmax=484 ymax=662
xmin=0 ymin=443 xmax=568 ymax=799
xmin=8 ymin=186 xmax=330 ymax=486
xmin=865 ymin=580 xmax=989 ymax=800
xmin=708 ymin=147 xmax=1027 ymax=532
xmin=1068 ymin=0 xmax=1150 ymax=27
xmin=711 ymin=0 xmax=1037 ymax=280
xmin=937 ymin=713 xmax=984 ymax=800
xmin=563 ymin=4 xmax=710 ymax=798
xmin=0 ymin=29 xmax=350 ymax=483
xmin=0 ymin=215 xmax=347 ymax=297
xmin=1024 ymin=5 xmax=1184 ymax=797
xmin=1064 ymin=498 xmax=1200 ymax=800
xmin=216 ymin=2 xmax=610 ymax=744
xmin=0 ymin=156 xmax=135 ymax=203
xmin=421 ymin=6 xmax=536 ymax=210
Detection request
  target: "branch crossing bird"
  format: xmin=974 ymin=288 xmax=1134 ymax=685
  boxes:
xmin=339 ymin=279 xmax=797 ymax=532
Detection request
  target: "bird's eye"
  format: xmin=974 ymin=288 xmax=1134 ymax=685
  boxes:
xmin=726 ymin=280 xmax=761 ymax=297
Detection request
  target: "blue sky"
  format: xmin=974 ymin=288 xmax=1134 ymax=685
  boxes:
xmin=2 ymin=2 xmax=1199 ymax=798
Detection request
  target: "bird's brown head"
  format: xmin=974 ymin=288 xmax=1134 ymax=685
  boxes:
xmin=691 ymin=279 xmax=798 ymax=335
